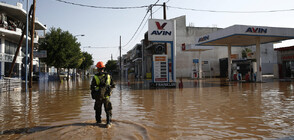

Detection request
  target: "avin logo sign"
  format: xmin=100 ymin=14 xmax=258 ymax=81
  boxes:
xmin=246 ymin=27 xmax=267 ymax=34
xmin=156 ymin=22 xmax=167 ymax=30
xmin=151 ymin=22 xmax=172 ymax=36
xmin=148 ymin=19 xmax=174 ymax=41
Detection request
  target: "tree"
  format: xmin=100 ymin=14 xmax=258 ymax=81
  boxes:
xmin=39 ymin=27 xmax=82 ymax=79
xmin=79 ymin=52 xmax=94 ymax=75
xmin=105 ymin=60 xmax=118 ymax=74
xmin=242 ymin=48 xmax=252 ymax=58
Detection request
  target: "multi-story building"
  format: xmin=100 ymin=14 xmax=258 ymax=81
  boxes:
xmin=0 ymin=2 xmax=46 ymax=79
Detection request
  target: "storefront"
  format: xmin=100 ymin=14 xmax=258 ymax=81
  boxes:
xmin=275 ymin=46 xmax=294 ymax=78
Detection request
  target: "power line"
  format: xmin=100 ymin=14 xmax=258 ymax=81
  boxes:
xmin=86 ymin=47 xmax=117 ymax=48
xmin=168 ymin=6 xmax=294 ymax=13
xmin=55 ymin=0 xmax=294 ymax=13
xmin=133 ymin=14 xmax=150 ymax=43
xmin=122 ymin=0 xmax=164 ymax=48
xmin=122 ymin=10 xmax=149 ymax=48
xmin=152 ymin=0 xmax=170 ymax=15
xmin=55 ymin=0 xmax=148 ymax=9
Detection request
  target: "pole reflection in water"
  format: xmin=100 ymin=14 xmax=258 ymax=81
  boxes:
xmin=0 ymin=78 xmax=294 ymax=139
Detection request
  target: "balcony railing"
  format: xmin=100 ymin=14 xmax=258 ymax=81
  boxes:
xmin=0 ymin=53 xmax=22 ymax=62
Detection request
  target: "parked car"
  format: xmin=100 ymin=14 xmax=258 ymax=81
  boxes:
xmin=32 ymin=72 xmax=39 ymax=81
xmin=59 ymin=72 xmax=69 ymax=80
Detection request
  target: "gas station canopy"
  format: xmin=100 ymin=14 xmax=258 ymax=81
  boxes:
xmin=194 ymin=24 xmax=294 ymax=82
xmin=184 ymin=44 xmax=214 ymax=51
xmin=195 ymin=25 xmax=294 ymax=47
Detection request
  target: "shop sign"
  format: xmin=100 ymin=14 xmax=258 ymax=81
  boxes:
xmin=34 ymin=50 xmax=47 ymax=58
xmin=202 ymin=61 xmax=209 ymax=64
xmin=193 ymin=59 xmax=199 ymax=64
xmin=246 ymin=27 xmax=267 ymax=33
xmin=231 ymin=54 xmax=239 ymax=59
xmin=153 ymin=55 xmax=168 ymax=82
xmin=150 ymin=82 xmax=176 ymax=87
xmin=182 ymin=43 xmax=186 ymax=51
xmin=282 ymin=55 xmax=294 ymax=60
xmin=148 ymin=19 xmax=174 ymax=41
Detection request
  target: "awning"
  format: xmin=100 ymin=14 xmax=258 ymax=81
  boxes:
xmin=183 ymin=44 xmax=214 ymax=51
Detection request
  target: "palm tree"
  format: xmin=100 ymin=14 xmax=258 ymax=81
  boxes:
xmin=242 ymin=48 xmax=252 ymax=58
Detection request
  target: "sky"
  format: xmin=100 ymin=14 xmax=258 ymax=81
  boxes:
xmin=3 ymin=0 xmax=294 ymax=64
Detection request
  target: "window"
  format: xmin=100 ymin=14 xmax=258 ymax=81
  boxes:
xmin=5 ymin=40 xmax=18 ymax=55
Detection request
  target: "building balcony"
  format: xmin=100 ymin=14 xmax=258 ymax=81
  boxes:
xmin=0 ymin=2 xmax=46 ymax=31
xmin=0 ymin=53 xmax=22 ymax=63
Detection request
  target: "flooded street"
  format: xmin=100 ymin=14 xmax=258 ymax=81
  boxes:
xmin=1 ymin=77 xmax=294 ymax=139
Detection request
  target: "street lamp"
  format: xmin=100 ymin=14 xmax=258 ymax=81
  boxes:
xmin=81 ymin=46 xmax=91 ymax=76
xmin=74 ymin=34 xmax=85 ymax=37
xmin=72 ymin=34 xmax=84 ymax=79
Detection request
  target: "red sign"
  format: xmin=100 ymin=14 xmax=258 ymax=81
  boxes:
xmin=155 ymin=22 xmax=167 ymax=30
xmin=282 ymin=55 xmax=294 ymax=60
xmin=155 ymin=78 xmax=167 ymax=81
xmin=182 ymin=43 xmax=185 ymax=51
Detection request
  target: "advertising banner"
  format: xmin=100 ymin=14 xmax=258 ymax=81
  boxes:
xmin=153 ymin=55 xmax=168 ymax=82
xmin=34 ymin=50 xmax=47 ymax=58
xmin=148 ymin=19 xmax=174 ymax=41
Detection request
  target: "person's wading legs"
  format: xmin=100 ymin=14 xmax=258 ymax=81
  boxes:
xmin=105 ymin=100 xmax=112 ymax=124
xmin=94 ymin=100 xmax=102 ymax=123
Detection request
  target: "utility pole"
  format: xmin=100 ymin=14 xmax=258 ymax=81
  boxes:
xmin=119 ymin=36 xmax=122 ymax=81
xmin=163 ymin=2 xmax=166 ymax=20
xmin=149 ymin=5 xmax=153 ymax=19
xmin=29 ymin=0 xmax=36 ymax=88
xmin=162 ymin=2 xmax=168 ymax=54
xmin=25 ymin=0 xmax=29 ymax=92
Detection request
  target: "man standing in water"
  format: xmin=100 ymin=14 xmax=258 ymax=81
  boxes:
xmin=91 ymin=61 xmax=115 ymax=128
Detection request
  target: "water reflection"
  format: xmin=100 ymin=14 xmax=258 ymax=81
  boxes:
xmin=0 ymin=78 xmax=294 ymax=139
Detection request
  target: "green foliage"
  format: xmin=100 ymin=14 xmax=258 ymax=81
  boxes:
xmin=39 ymin=27 xmax=82 ymax=69
xmin=105 ymin=60 xmax=118 ymax=73
xmin=80 ymin=52 xmax=94 ymax=70
xmin=242 ymin=48 xmax=252 ymax=58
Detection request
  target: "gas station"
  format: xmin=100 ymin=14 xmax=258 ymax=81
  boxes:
xmin=182 ymin=44 xmax=214 ymax=79
xmin=195 ymin=25 xmax=294 ymax=82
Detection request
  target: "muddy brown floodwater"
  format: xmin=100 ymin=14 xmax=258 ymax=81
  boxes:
xmin=0 ymin=77 xmax=294 ymax=139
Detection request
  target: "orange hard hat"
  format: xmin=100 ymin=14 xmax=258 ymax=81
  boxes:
xmin=96 ymin=61 xmax=105 ymax=69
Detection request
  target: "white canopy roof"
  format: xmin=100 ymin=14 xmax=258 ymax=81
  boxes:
xmin=195 ymin=25 xmax=294 ymax=47
xmin=184 ymin=44 xmax=214 ymax=51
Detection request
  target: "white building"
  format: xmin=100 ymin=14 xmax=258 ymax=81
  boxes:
xmin=0 ymin=2 xmax=46 ymax=79
xmin=174 ymin=16 xmax=277 ymax=78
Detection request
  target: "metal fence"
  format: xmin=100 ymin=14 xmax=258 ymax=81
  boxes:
xmin=0 ymin=77 xmax=21 ymax=92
